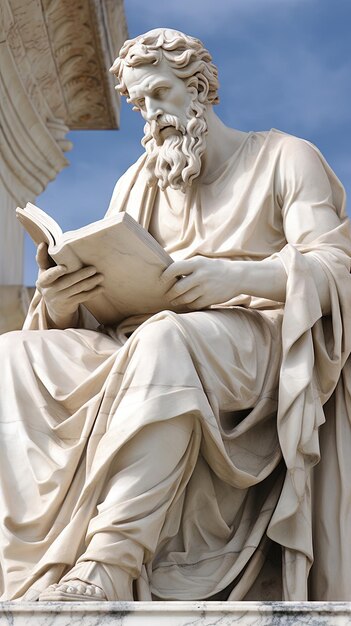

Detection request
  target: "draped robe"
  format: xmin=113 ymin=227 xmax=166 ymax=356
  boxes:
xmin=1 ymin=129 xmax=351 ymax=601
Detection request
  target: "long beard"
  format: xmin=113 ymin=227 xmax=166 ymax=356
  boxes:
xmin=141 ymin=99 xmax=207 ymax=193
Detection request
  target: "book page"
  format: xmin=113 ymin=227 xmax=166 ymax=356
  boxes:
xmin=16 ymin=204 xmax=63 ymax=247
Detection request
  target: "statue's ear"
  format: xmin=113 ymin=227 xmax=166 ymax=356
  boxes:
xmin=197 ymin=77 xmax=209 ymax=104
xmin=186 ymin=83 xmax=197 ymax=100
xmin=185 ymin=75 xmax=209 ymax=105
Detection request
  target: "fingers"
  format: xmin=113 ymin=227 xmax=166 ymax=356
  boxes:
xmin=36 ymin=242 xmax=55 ymax=271
xmin=163 ymin=258 xmax=208 ymax=306
xmin=36 ymin=265 xmax=67 ymax=290
xmin=37 ymin=265 xmax=104 ymax=324
xmin=60 ymin=272 xmax=104 ymax=298
xmin=162 ymin=259 xmax=196 ymax=283
xmin=166 ymin=273 xmax=199 ymax=301
xmin=169 ymin=286 xmax=203 ymax=305
xmin=68 ymin=284 xmax=104 ymax=305
xmin=37 ymin=265 xmax=97 ymax=291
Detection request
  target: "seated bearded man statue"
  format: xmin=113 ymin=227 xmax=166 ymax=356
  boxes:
xmin=0 ymin=27 xmax=351 ymax=603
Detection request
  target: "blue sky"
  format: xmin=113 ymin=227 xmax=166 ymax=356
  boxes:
xmin=24 ymin=0 xmax=351 ymax=284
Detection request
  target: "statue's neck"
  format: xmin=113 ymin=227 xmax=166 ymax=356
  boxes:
xmin=200 ymin=107 xmax=248 ymax=183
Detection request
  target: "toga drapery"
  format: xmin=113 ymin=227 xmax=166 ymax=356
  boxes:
xmin=1 ymin=129 xmax=351 ymax=601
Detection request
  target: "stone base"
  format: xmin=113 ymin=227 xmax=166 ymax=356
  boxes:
xmin=0 ymin=602 xmax=350 ymax=625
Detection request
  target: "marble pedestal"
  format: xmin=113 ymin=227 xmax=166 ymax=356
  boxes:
xmin=0 ymin=602 xmax=351 ymax=626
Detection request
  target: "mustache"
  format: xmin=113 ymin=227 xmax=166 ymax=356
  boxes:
xmin=148 ymin=115 xmax=186 ymax=144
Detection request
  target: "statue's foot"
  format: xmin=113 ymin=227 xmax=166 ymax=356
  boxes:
xmin=38 ymin=579 xmax=107 ymax=602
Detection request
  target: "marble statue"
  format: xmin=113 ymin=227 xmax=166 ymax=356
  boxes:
xmin=0 ymin=28 xmax=351 ymax=603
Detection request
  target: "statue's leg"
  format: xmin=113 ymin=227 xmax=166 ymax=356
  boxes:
xmin=0 ymin=319 xmax=201 ymax=601
xmin=39 ymin=412 xmax=197 ymax=600
xmin=0 ymin=326 xmax=120 ymax=600
xmin=0 ymin=309 xmax=281 ymax=601
xmin=38 ymin=316 xmax=202 ymax=601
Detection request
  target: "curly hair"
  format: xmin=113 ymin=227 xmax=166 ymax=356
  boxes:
xmin=110 ymin=28 xmax=220 ymax=106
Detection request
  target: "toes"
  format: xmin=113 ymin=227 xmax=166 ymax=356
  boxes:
xmin=94 ymin=586 xmax=105 ymax=598
xmin=85 ymin=586 xmax=94 ymax=596
xmin=39 ymin=578 xmax=107 ymax=601
xmin=83 ymin=584 xmax=104 ymax=598
xmin=63 ymin=581 xmax=104 ymax=597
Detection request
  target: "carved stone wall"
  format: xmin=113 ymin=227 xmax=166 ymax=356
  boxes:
xmin=0 ymin=0 xmax=127 ymax=331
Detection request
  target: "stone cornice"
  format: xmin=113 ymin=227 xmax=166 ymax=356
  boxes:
xmin=2 ymin=0 xmax=127 ymax=131
xmin=0 ymin=0 xmax=127 ymax=202
xmin=40 ymin=0 xmax=127 ymax=129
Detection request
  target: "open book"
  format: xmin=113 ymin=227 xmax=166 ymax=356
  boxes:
xmin=16 ymin=202 xmax=176 ymax=325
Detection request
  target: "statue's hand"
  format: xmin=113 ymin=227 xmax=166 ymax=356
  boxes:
xmin=162 ymin=256 xmax=240 ymax=310
xmin=35 ymin=242 xmax=104 ymax=328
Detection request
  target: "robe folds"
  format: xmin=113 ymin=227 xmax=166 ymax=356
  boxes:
xmin=1 ymin=129 xmax=351 ymax=601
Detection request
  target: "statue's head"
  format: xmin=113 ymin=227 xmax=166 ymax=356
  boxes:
xmin=110 ymin=28 xmax=220 ymax=191
xmin=111 ymin=28 xmax=219 ymax=107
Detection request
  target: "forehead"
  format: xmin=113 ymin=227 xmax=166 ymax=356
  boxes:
xmin=123 ymin=59 xmax=177 ymax=96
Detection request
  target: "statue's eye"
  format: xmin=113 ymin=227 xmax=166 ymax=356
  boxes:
xmin=154 ymin=87 xmax=169 ymax=99
xmin=130 ymin=97 xmax=145 ymax=111
xmin=135 ymin=98 xmax=145 ymax=109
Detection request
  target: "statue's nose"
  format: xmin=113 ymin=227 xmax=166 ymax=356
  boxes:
xmin=145 ymin=98 xmax=163 ymax=122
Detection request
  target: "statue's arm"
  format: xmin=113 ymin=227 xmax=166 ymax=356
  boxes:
xmin=162 ymin=251 xmax=332 ymax=313
xmin=276 ymin=136 xmax=350 ymax=313
xmin=163 ymin=138 xmax=349 ymax=314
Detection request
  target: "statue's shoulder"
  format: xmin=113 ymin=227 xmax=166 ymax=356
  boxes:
xmin=261 ymin=128 xmax=327 ymax=174
xmin=262 ymin=128 xmax=318 ymax=155
xmin=264 ymin=129 xmax=345 ymax=216
xmin=242 ymin=129 xmax=319 ymax=170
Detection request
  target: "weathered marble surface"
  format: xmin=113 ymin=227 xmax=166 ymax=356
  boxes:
xmin=0 ymin=602 xmax=351 ymax=626
xmin=0 ymin=0 xmax=127 ymax=291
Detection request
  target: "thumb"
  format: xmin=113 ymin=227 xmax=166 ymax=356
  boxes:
xmin=36 ymin=242 xmax=55 ymax=271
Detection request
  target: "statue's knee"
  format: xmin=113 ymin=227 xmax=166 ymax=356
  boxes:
xmin=0 ymin=330 xmax=26 ymax=355
xmin=0 ymin=329 xmax=46 ymax=361
xmin=135 ymin=317 xmax=184 ymax=354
